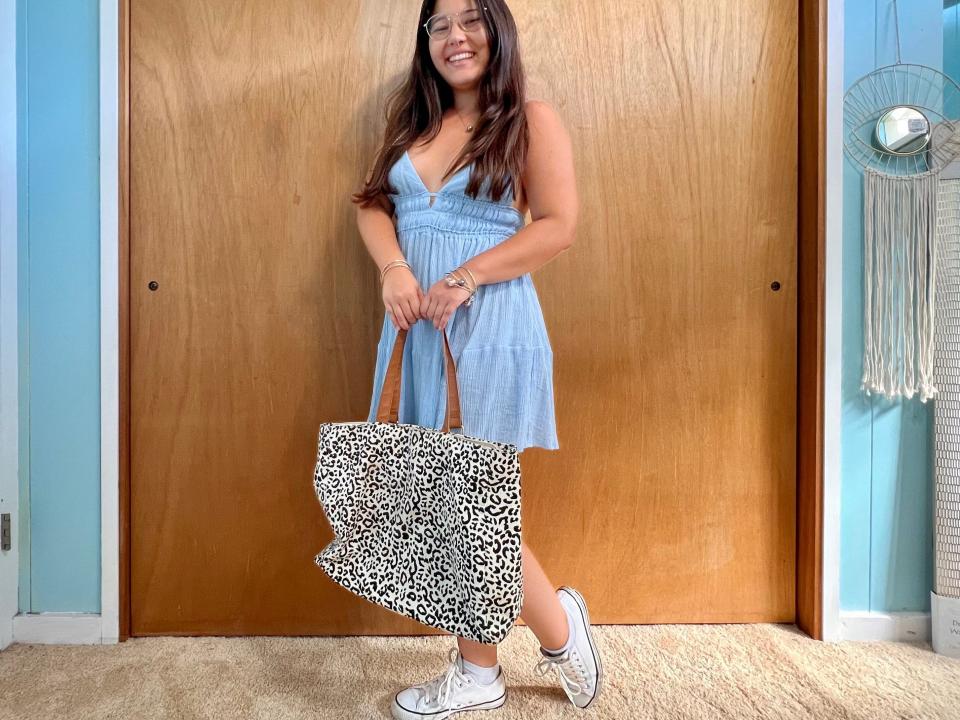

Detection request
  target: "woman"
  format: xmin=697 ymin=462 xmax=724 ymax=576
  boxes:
xmin=351 ymin=1 xmax=602 ymax=716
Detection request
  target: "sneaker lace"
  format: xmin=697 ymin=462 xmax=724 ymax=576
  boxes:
xmin=422 ymin=647 xmax=470 ymax=707
xmin=534 ymin=648 xmax=587 ymax=701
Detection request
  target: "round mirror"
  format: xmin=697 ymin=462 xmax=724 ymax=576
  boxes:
xmin=874 ymin=106 xmax=931 ymax=154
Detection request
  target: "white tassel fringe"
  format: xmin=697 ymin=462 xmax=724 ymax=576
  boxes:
xmin=861 ymin=166 xmax=939 ymax=402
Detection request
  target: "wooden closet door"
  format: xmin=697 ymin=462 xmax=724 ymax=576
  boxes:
xmin=130 ymin=0 xmax=796 ymax=635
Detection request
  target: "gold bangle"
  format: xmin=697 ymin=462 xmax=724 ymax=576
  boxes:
xmin=449 ymin=269 xmax=474 ymax=293
xmin=446 ymin=267 xmax=471 ymax=289
xmin=458 ymin=265 xmax=479 ymax=291
xmin=380 ymin=260 xmax=410 ymax=284
xmin=445 ymin=270 xmax=477 ymax=306
xmin=380 ymin=258 xmax=408 ymax=274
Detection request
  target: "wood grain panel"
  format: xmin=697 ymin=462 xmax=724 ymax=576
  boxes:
xmin=130 ymin=0 xmax=799 ymax=635
xmin=796 ymin=0 xmax=826 ymax=640
xmin=519 ymin=0 xmax=798 ymax=622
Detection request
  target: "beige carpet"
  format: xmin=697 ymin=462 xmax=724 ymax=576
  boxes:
xmin=2 ymin=624 xmax=960 ymax=719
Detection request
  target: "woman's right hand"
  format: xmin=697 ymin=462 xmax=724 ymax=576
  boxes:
xmin=382 ymin=267 xmax=424 ymax=331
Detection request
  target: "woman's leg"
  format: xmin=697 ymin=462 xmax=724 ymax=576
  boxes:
xmin=516 ymin=539 xmax=570 ymax=649
xmin=455 ymin=540 xmax=570 ymax=665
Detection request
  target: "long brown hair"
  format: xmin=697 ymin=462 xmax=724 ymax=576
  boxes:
xmin=351 ymin=0 xmax=529 ymax=208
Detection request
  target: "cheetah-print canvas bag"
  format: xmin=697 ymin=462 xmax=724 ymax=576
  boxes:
xmin=312 ymin=326 xmax=523 ymax=644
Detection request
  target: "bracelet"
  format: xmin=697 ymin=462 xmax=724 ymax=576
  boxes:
xmin=452 ymin=265 xmax=478 ymax=294
xmin=380 ymin=259 xmax=411 ymax=285
xmin=458 ymin=265 xmax=479 ymax=292
xmin=444 ymin=267 xmax=478 ymax=306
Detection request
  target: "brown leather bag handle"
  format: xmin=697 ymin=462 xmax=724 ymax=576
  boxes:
xmin=374 ymin=326 xmax=463 ymax=433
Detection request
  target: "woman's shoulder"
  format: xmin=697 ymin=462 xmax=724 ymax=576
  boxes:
xmin=524 ymin=98 xmax=559 ymax=120
xmin=523 ymin=99 xmax=569 ymax=141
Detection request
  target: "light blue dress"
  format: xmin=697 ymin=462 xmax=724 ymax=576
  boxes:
xmin=366 ymin=150 xmax=560 ymax=452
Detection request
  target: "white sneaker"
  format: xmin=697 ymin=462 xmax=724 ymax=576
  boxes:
xmin=533 ymin=586 xmax=602 ymax=709
xmin=391 ymin=646 xmax=507 ymax=719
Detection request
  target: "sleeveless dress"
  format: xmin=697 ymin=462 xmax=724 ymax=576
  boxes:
xmin=365 ymin=149 xmax=560 ymax=452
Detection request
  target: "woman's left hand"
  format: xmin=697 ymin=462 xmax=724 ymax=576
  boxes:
xmin=420 ymin=277 xmax=472 ymax=330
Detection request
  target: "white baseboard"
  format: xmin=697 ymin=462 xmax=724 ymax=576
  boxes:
xmin=6 ymin=611 xmax=931 ymax=645
xmin=839 ymin=611 xmax=931 ymax=642
xmin=11 ymin=613 xmax=115 ymax=645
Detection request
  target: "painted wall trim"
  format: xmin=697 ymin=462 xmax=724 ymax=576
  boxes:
xmin=12 ymin=613 xmax=103 ymax=645
xmin=100 ymin=0 xmax=120 ymax=646
xmin=0 ymin=0 xmax=21 ymax=652
xmin=821 ymin=0 xmax=844 ymax=643
xmin=839 ymin=611 xmax=932 ymax=642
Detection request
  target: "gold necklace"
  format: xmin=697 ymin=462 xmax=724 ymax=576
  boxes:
xmin=454 ymin=107 xmax=478 ymax=133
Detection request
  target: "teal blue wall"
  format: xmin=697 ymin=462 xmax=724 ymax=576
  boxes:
xmin=17 ymin=0 xmax=101 ymax=613
xmin=840 ymin=0 xmax=944 ymax=613
xmin=947 ymin=4 xmax=960 ymax=120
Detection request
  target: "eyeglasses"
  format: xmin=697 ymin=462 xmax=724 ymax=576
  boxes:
xmin=423 ymin=7 xmax=487 ymax=41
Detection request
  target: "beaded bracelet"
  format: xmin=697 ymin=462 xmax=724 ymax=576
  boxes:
xmin=445 ymin=267 xmax=477 ymax=306
xmin=458 ymin=265 xmax=479 ymax=291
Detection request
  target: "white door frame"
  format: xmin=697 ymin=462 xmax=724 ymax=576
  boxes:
xmin=822 ymin=0 xmax=844 ymax=643
xmin=0 ymin=0 xmax=21 ymax=653
xmin=99 ymin=0 xmax=121 ymax=645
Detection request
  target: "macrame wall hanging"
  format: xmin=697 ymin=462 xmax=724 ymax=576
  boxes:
xmin=843 ymin=0 xmax=960 ymax=402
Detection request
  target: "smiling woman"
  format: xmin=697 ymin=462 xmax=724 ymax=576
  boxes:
xmin=351 ymin=0 xmax=577 ymax=456
xmin=346 ymin=0 xmax=597 ymax=717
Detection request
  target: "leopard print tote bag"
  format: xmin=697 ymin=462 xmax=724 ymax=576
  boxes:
xmin=312 ymin=326 xmax=523 ymax=644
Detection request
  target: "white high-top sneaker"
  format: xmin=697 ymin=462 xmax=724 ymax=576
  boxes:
xmin=533 ymin=586 xmax=602 ymax=709
xmin=391 ymin=646 xmax=507 ymax=720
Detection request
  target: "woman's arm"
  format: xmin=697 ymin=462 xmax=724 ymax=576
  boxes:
xmin=460 ymin=100 xmax=578 ymax=285
xmin=356 ymin=192 xmax=403 ymax=272
xmin=356 ymin=192 xmax=423 ymax=330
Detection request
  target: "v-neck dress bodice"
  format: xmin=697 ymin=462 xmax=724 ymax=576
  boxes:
xmin=365 ymin=149 xmax=560 ymax=452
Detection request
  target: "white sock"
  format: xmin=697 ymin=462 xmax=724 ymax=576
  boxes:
xmin=540 ymin=605 xmax=576 ymax=656
xmin=461 ymin=656 xmax=500 ymax=685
